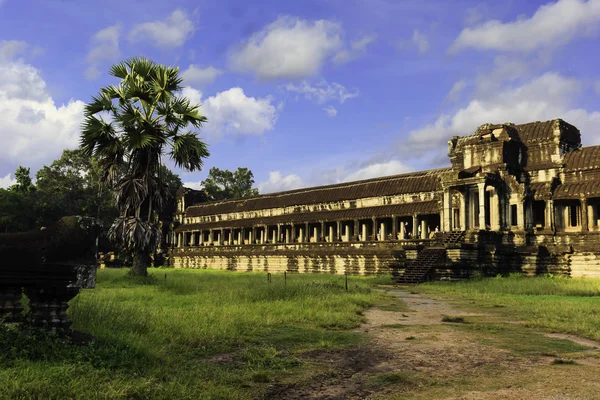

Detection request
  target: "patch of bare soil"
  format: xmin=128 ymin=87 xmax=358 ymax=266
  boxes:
xmin=266 ymin=288 xmax=600 ymax=400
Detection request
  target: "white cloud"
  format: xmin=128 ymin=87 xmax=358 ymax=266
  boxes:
xmin=182 ymin=65 xmax=223 ymax=87
xmin=0 ymin=40 xmax=29 ymax=63
xmin=85 ymin=24 xmax=121 ymax=80
xmin=0 ymin=173 xmax=15 ymax=189
xmin=464 ymin=5 xmax=485 ymax=25
xmin=324 ymin=105 xmax=337 ymax=117
xmin=182 ymin=86 xmax=278 ymax=140
xmin=229 ymin=16 xmax=343 ymax=80
xmin=333 ymin=33 xmax=377 ymax=64
xmin=0 ymin=60 xmax=85 ymax=167
xmin=282 ymin=80 xmax=359 ymax=105
xmin=258 ymin=171 xmax=304 ymax=193
xmin=129 ymin=9 xmax=194 ymax=48
xmin=342 ymin=160 xmax=414 ymax=182
xmin=450 ymin=0 xmax=600 ymax=54
xmin=396 ymin=29 xmax=429 ymax=54
xmin=398 ymin=72 xmax=600 ymax=158
xmin=447 ymin=80 xmax=466 ymax=101
xmin=182 ymin=180 xmax=203 ymax=190
xmin=412 ymin=30 xmax=429 ymax=54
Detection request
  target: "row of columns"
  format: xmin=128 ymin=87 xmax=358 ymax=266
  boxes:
xmin=176 ymin=215 xmax=438 ymax=247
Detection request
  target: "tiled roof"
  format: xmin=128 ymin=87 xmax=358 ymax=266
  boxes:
xmin=564 ymin=146 xmax=600 ymax=172
xmin=554 ymin=181 xmax=600 ymax=200
xmin=176 ymin=201 xmax=439 ymax=231
xmin=185 ymin=168 xmax=447 ymax=217
xmin=529 ymin=182 xmax=552 ymax=200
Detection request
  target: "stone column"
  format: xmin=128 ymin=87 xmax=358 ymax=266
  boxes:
xmin=421 ymin=220 xmax=428 ymax=239
xmin=208 ymin=230 xmax=213 ymax=245
xmin=249 ymin=228 xmax=254 ymax=244
xmin=354 ymin=220 xmax=359 ymax=241
xmin=545 ymin=200 xmax=554 ymax=231
xmin=361 ymin=222 xmax=367 ymax=241
xmin=237 ymin=230 xmax=242 ymax=245
xmin=443 ymin=189 xmax=452 ymax=232
xmin=285 ymin=226 xmax=291 ymax=243
xmin=412 ymin=215 xmax=418 ymax=238
xmin=344 ymin=223 xmax=350 ymax=242
xmin=392 ymin=216 xmax=397 ymax=240
xmin=478 ymin=182 xmax=486 ymax=229
xmin=460 ymin=191 xmax=467 ymax=230
xmin=291 ymin=224 xmax=296 ymax=242
xmin=272 ymin=227 xmax=277 ymax=244
xmin=336 ymin=221 xmax=341 ymax=241
xmin=491 ymin=188 xmax=500 ymax=231
xmin=517 ymin=202 xmax=525 ymax=229
xmin=199 ymin=230 xmax=204 ymax=246
xmin=399 ymin=221 xmax=405 ymax=240
xmin=277 ymin=224 xmax=281 ymax=243
xmin=313 ymin=226 xmax=318 ymax=243
xmin=320 ymin=221 xmax=325 ymax=242
xmin=220 ymin=229 xmax=225 ymax=245
xmin=298 ymin=226 xmax=304 ymax=243
xmin=306 ymin=223 xmax=310 ymax=242
xmin=372 ymin=217 xmax=377 ymax=241
xmin=328 ymin=225 xmax=333 ymax=242
xmin=379 ymin=221 xmax=386 ymax=241
xmin=581 ymin=198 xmax=589 ymax=232
xmin=177 ymin=232 xmax=182 ymax=247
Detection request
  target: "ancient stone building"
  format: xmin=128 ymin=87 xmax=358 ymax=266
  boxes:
xmin=170 ymin=119 xmax=600 ymax=281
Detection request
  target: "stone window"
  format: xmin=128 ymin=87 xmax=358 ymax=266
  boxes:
xmin=510 ymin=204 xmax=518 ymax=226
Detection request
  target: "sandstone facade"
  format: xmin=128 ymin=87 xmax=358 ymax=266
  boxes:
xmin=169 ymin=119 xmax=600 ymax=281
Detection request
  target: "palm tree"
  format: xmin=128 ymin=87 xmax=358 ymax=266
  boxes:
xmin=81 ymin=57 xmax=210 ymax=276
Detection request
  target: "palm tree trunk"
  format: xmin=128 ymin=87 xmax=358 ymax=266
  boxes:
xmin=131 ymin=249 xmax=149 ymax=276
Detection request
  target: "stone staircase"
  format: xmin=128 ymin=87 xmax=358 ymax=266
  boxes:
xmin=393 ymin=247 xmax=447 ymax=284
xmin=441 ymin=231 xmax=466 ymax=245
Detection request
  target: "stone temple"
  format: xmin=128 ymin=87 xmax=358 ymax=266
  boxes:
xmin=169 ymin=119 xmax=600 ymax=283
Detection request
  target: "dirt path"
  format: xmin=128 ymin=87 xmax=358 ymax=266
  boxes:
xmin=267 ymin=288 xmax=600 ymax=400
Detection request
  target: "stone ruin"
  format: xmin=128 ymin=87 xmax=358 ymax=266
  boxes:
xmin=168 ymin=119 xmax=600 ymax=283
xmin=0 ymin=216 xmax=99 ymax=332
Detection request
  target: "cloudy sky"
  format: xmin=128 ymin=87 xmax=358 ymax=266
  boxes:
xmin=1 ymin=0 xmax=600 ymax=192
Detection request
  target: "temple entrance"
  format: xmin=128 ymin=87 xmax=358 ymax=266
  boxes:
xmin=418 ymin=214 xmax=441 ymax=239
xmin=376 ymin=217 xmax=394 ymax=241
xmin=532 ymin=200 xmax=546 ymax=229
xmin=358 ymin=219 xmax=374 ymax=241
xmin=397 ymin=217 xmax=413 ymax=239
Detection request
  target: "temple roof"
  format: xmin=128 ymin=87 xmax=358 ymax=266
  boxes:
xmin=554 ymin=181 xmax=600 ymax=200
xmin=176 ymin=201 xmax=439 ymax=231
xmin=185 ymin=168 xmax=448 ymax=217
xmin=454 ymin=119 xmax=580 ymax=147
xmin=564 ymin=145 xmax=600 ymax=172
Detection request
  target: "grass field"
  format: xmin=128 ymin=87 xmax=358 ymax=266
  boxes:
xmin=418 ymin=274 xmax=600 ymax=340
xmin=3 ymin=271 xmax=600 ymax=399
xmin=0 ymin=269 xmax=392 ymax=400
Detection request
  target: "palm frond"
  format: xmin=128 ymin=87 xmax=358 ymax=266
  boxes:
xmin=108 ymin=216 xmax=161 ymax=252
xmin=170 ymin=132 xmax=210 ymax=172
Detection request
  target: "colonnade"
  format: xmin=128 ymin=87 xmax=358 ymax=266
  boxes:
xmin=176 ymin=214 xmax=441 ymax=248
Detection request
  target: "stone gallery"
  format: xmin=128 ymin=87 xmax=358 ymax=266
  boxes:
xmin=170 ymin=119 xmax=600 ymax=283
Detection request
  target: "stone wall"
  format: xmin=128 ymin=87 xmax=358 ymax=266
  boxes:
xmin=171 ymin=242 xmax=405 ymax=275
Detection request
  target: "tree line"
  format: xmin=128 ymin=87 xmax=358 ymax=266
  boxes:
xmin=2 ymin=57 xmax=260 ymax=276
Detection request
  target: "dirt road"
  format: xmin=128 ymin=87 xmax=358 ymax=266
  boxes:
xmin=268 ymin=288 xmax=600 ymax=400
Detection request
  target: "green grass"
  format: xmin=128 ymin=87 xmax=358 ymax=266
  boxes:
xmin=419 ymin=274 xmax=600 ymax=341
xmin=0 ymin=269 xmax=391 ymax=400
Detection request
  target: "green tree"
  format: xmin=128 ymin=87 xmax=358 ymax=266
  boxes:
xmin=202 ymin=167 xmax=259 ymax=201
xmin=81 ymin=57 xmax=210 ymax=276
xmin=35 ymin=148 xmax=119 ymax=231
xmin=0 ymin=189 xmax=34 ymax=232
xmin=10 ymin=166 xmax=36 ymax=193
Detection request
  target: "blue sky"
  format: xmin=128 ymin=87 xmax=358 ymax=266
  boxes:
xmin=1 ymin=0 xmax=600 ymax=192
